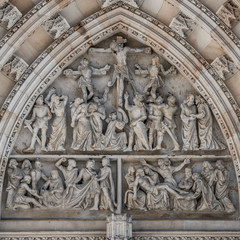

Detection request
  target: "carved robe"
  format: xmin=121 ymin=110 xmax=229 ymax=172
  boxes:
xmin=180 ymin=102 xmax=198 ymax=150
xmin=196 ymin=102 xmax=224 ymax=150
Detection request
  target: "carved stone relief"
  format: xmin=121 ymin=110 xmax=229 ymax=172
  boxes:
xmin=5 ymin=35 xmax=236 ymax=223
xmin=101 ymin=0 xmax=139 ymax=8
xmin=42 ymin=14 xmax=70 ymax=39
xmin=0 ymin=2 xmax=22 ymax=30
xmin=169 ymin=12 xmax=196 ymax=38
xmin=211 ymin=54 xmax=236 ymax=81
xmin=2 ymin=55 xmax=28 ymax=81
xmin=216 ymin=0 xmax=240 ymax=28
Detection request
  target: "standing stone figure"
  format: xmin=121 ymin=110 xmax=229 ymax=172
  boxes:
xmin=89 ymin=36 xmax=151 ymax=106
xmin=31 ymin=160 xmax=47 ymax=191
xmin=193 ymin=95 xmax=225 ymax=150
xmin=98 ymin=157 xmax=116 ymax=212
xmin=24 ymin=95 xmax=52 ymax=153
xmin=213 ymin=160 xmax=235 ymax=213
xmin=13 ymin=175 xmax=44 ymax=210
xmin=180 ymin=94 xmax=198 ymax=151
xmin=124 ymin=92 xmax=150 ymax=151
xmin=103 ymin=107 xmax=128 ymax=151
xmin=135 ymin=56 xmax=176 ymax=99
xmin=45 ymin=88 xmax=68 ymax=152
xmin=162 ymin=94 xmax=180 ymax=151
xmin=64 ymin=58 xmax=110 ymax=102
xmin=71 ymin=160 xmax=100 ymax=210
xmin=147 ymin=96 xmax=166 ymax=150
xmin=6 ymin=159 xmax=23 ymax=209
xmin=124 ymin=167 xmax=146 ymax=211
xmin=21 ymin=159 xmax=32 ymax=176
xmin=70 ymin=99 xmax=93 ymax=151
xmin=88 ymin=102 xmax=106 ymax=149
xmin=55 ymin=158 xmax=78 ymax=188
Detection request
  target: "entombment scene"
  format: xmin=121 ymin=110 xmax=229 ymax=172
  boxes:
xmin=5 ymin=35 xmax=237 ymax=220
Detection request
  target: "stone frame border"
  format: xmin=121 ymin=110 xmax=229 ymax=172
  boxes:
xmin=0 ymin=1 xmax=239 ymax=220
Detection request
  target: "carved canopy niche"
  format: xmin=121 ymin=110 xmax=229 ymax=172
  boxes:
xmin=0 ymin=1 xmax=240 ymax=236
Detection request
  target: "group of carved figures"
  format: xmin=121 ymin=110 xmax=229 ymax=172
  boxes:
xmin=23 ymin=36 xmax=224 ymax=153
xmin=125 ymin=159 xmax=235 ymax=213
xmin=6 ymin=157 xmax=116 ymax=211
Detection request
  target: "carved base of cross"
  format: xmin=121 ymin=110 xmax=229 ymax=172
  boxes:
xmin=106 ymin=213 xmax=132 ymax=240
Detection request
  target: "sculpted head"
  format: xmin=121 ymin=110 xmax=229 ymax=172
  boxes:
xmin=128 ymin=166 xmax=135 ymax=175
xmin=51 ymin=170 xmax=59 ymax=180
xmin=163 ymin=158 xmax=171 ymax=166
xmin=143 ymin=166 xmax=151 ymax=175
xmin=22 ymin=159 xmax=32 ymax=171
xmin=109 ymin=112 xmax=117 ymax=121
xmin=9 ymin=159 xmax=18 ymax=168
xmin=157 ymin=159 xmax=165 ymax=167
xmin=35 ymin=160 xmax=42 ymax=170
xmin=152 ymin=56 xmax=159 ymax=65
xmin=88 ymin=103 xmax=98 ymax=113
xmin=86 ymin=160 xmax=95 ymax=170
xmin=136 ymin=168 xmax=145 ymax=177
xmin=195 ymin=95 xmax=205 ymax=105
xmin=133 ymin=94 xmax=144 ymax=107
xmin=202 ymin=161 xmax=213 ymax=172
xmin=36 ymin=95 xmax=44 ymax=105
xmin=68 ymin=159 xmax=76 ymax=170
xmin=186 ymin=94 xmax=195 ymax=107
xmin=216 ymin=160 xmax=224 ymax=169
xmin=21 ymin=175 xmax=31 ymax=184
xmin=102 ymin=157 xmax=111 ymax=167
xmin=192 ymin=172 xmax=200 ymax=181
xmin=167 ymin=94 xmax=177 ymax=106
xmin=185 ymin=167 xmax=192 ymax=179
xmin=110 ymin=40 xmax=119 ymax=52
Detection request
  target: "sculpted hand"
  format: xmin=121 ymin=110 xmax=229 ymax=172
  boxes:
xmin=25 ymin=119 xmax=32 ymax=125
xmin=145 ymin=47 xmax=151 ymax=54
xmin=184 ymin=158 xmax=190 ymax=165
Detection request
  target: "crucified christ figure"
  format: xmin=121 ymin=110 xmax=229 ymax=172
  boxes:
xmin=89 ymin=36 xmax=151 ymax=107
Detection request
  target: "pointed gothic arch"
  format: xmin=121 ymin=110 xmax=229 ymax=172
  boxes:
xmin=0 ymin=1 xmax=240 ymax=220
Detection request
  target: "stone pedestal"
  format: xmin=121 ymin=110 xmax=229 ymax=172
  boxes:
xmin=106 ymin=214 xmax=132 ymax=240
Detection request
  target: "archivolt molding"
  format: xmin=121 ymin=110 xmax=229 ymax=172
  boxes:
xmin=0 ymin=0 xmax=74 ymax=69
xmin=0 ymin=1 xmax=240 ymax=214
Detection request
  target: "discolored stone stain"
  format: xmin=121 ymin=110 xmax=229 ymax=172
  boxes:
xmin=13 ymin=146 xmax=22 ymax=154
xmin=75 ymin=25 xmax=87 ymax=35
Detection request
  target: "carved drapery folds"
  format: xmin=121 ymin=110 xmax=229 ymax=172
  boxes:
xmin=0 ymin=2 xmax=22 ymax=30
xmin=169 ymin=12 xmax=196 ymax=38
xmin=2 ymin=55 xmax=28 ymax=81
xmin=42 ymin=14 xmax=70 ymax=39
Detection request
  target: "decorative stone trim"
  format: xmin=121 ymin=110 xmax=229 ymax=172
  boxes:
xmin=216 ymin=0 xmax=240 ymax=28
xmin=0 ymin=0 xmax=73 ymax=68
xmin=42 ymin=13 xmax=70 ymax=39
xmin=169 ymin=12 xmax=196 ymax=38
xmin=2 ymin=54 xmax=28 ymax=81
xmin=0 ymin=2 xmax=22 ymax=30
xmin=0 ymin=1 xmax=240 ymax=218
